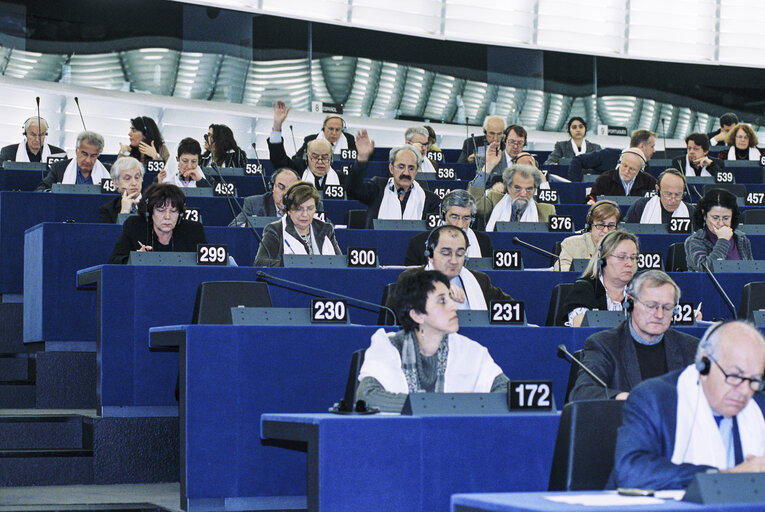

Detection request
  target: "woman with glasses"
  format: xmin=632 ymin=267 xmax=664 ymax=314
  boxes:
xmin=684 ymin=188 xmax=752 ymax=272
xmin=556 ymin=200 xmax=621 ymax=271
xmin=718 ymin=123 xmax=764 ymax=161
xmin=108 ymin=183 xmax=206 ymax=264
xmin=254 ymin=181 xmax=341 ymax=266
xmin=544 ymin=117 xmax=602 ymax=165
xmin=558 ymin=230 xmax=639 ymax=327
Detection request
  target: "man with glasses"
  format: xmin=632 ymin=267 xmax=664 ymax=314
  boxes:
xmin=610 ymin=320 xmax=765 ymax=490
xmin=404 ymin=126 xmax=439 ymax=173
xmin=404 ymin=190 xmax=493 ymax=265
xmin=457 ymin=115 xmax=505 ymax=164
xmin=37 ymin=131 xmax=109 ymax=190
xmin=481 ymin=164 xmax=556 ymax=231
xmin=1 ymin=117 xmax=65 ymax=163
xmin=569 ymin=129 xmax=657 ymax=182
xmin=587 ymin=147 xmax=657 ymax=204
xmin=570 ymin=270 xmax=699 ymax=401
xmin=624 ymin=169 xmax=696 ymax=226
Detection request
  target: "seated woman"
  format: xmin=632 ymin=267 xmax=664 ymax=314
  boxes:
xmin=253 ymin=181 xmax=341 ymax=266
xmin=202 ymin=124 xmax=248 ymax=168
xmin=357 ymin=269 xmax=509 ymax=413
xmin=718 ymin=123 xmax=764 ymax=161
xmin=158 ymin=137 xmax=213 ymax=188
xmin=99 ymin=157 xmax=144 ymax=223
xmin=544 ymin=117 xmax=602 ymax=165
xmin=108 ymin=183 xmax=206 ymax=264
xmin=558 ymin=229 xmax=639 ymax=327
xmin=118 ymin=116 xmax=170 ymax=166
xmin=684 ymin=188 xmax=752 ymax=271
xmin=556 ymin=199 xmax=620 ymax=271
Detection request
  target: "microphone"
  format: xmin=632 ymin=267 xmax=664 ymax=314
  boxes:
xmin=700 ymin=261 xmax=737 ymax=318
xmin=661 ymin=118 xmax=669 ymax=160
xmin=512 ymin=236 xmax=562 ymax=271
xmin=557 ymin=344 xmax=609 ymax=400
xmin=256 ymin=271 xmax=398 ymax=324
xmin=35 ymin=97 xmax=45 ymax=180
xmin=251 ymin=142 xmax=268 ymax=194
xmin=288 ymin=124 xmax=298 ymax=154
xmin=464 ymin=115 xmax=469 ymax=144
xmin=470 ymin=132 xmax=481 ymax=177
xmin=73 ymin=97 xmax=87 ymax=130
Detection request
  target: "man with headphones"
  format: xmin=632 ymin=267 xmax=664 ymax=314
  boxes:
xmin=457 ymin=115 xmax=505 ymax=164
xmin=267 ymin=100 xmax=356 ymax=175
xmin=610 ymin=320 xmax=765 ymax=490
xmin=624 ymin=168 xmax=696 ymax=225
xmin=0 ymin=117 xmax=65 ymax=163
xmin=569 ymin=129 xmax=657 ymax=182
xmin=569 ymin=270 xmax=699 ymax=401
xmin=391 ymin=225 xmax=511 ymax=311
xmin=228 ymin=167 xmax=300 ymax=226
xmin=586 ymin=146 xmax=657 ymax=204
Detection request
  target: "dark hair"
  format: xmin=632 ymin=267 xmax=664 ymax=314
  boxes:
xmin=139 ymin=183 xmax=186 ymax=218
xmin=177 ymin=137 xmax=202 ymax=158
xmin=719 ymin=112 xmax=739 ymax=127
xmin=427 ymin=224 xmax=468 ymax=251
xmin=423 ymin=125 xmax=437 ymax=145
xmin=282 ymin=181 xmax=321 ymax=213
xmin=685 ymin=132 xmax=710 ymax=152
xmin=567 ymin=117 xmax=587 ymax=136
xmin=129 ymin=116 xmax=164 ymax=161
xmin=505 ymin=124 xmax=527 ymax=143
xmin=694 ymin=188 xmax=739 ymax=230
xmin=393 ymin=270 xmax=451 ymax=332
xmin=630 ymin=129 xmax=655 ymax=147
xmin=270 ymin=167 xmax=301 ymax=186
xmin=209 ymin=124 xmax=240 ymax=164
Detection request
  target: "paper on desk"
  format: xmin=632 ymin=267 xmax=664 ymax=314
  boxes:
xmin=545 ymin=494 xmax=665 ymax=506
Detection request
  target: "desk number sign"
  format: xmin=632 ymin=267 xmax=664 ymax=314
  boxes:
xmin=508 ymin=381 xmax=553 ymax=410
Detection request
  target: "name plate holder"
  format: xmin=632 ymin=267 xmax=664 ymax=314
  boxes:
xmin=127 ymin=251 xmax=218 ymax=266
xmin=372 ymin=219 xmax=427 ymax=231
xmin=711 ymin=260 xmax=765 ymax=273
xmin=683 ymin=473 xmax=765 ymax=504
xmin=495 ymin=221 xmax=549 ymax=233
xmin=401 ymin=393 xmax=509 ymax=415
xmin=241 ymin=216 xmax=278 ymax=228
xmin=179 ymin=187 xmax=214 ymax=197
xmin=230 ymin=307 xmax=314 ymax=325
xmin=51 ymin=183 xmax=102 ymax=195
xmin=282 ymin=254 xmax=348 ymax=268
xmin=581 ymin=310 xmax=625 ymax=327
xmin=3 ymin=161 xmax=47 ymax=171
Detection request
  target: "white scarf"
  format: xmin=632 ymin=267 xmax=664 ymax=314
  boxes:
xmin=671 ymin=365 xmax=765 ymax=469
xmin=485 ymin=195 xmax=540 ymax=232
xmin=359 ymin=328 xmax=502 ymax=393
xmin=465 ymin=228 xmax=482 ymax=258
xmin=316 ymin=130 xmax=348 ymax=154
xmin=425 ymin=262 xmax=486 ymax=310
xmin=14 ymin=140 xmax=54 ymax=162
xmin=570 ymin=139 xmax=587 ymax=156
xmin=727 ymin=147 xmax=761 ymax=161
xmin=301 ymin=167 xmax=340 ymax=187
xmin=280 ymin=215 xmax=336 ymax=256
xmin=161 ymin=157 xmax=205 ymax=188
xmin=378 ymin=178 xmax=426 ymax=220
xmin=61 ymin=158 xmax=109 ymax=185
xmin=639 ymin=195 xmax=690 ymax=224
xmin=684 ymin=156 xmax=712 ymax=177
xmin=420 ymin=157 xmax=436 ymax=173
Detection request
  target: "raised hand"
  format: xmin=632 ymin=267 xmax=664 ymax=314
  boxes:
xmin=355 ymin=129 xmax=375 ymax=162
xmin=272 ymin=100 xmax=290 ymax=131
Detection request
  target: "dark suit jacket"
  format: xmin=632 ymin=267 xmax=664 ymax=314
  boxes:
xmin=670 ymin=156 xmax=721 ymax=177
xmin=558 ymin=277 xmax=607 ymax=326
xmin=457 ymin=135 xmax=488 ymax=164
xmin=404 ymin=229 xmax=493 ymax=266
xmin=544 ymin=139 xmax=602 ymax=165
xmin=589 ymin=169 xmax=657 ymax=202
xmin=99 ymin=196 xmax=122 ymax=224
xmin=107 ymin=215 xmax=207 ymax=264
xmin=0 ymin=142 xmax=65 ymax=162
xmin=36 ymin=158 xmax=71 ymax=190
xmin=268 ymin=133 xmax=357 ymax=175
xmin=345 ymin=162 xmax=440 ymax=229
xmin=570 ymin=321 xmax=698 ymax=401
xmin=569 ymin=148 xmax=653 ymax=182
xmin=294 ymin=132 xmax=357 ymax=164
xmin=229 ymin=192 xmax=278 ymax=226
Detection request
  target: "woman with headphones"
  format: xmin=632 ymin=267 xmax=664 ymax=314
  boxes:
xmin=544 ymin=117 xmax=602 ymax=165
xmin=558 ymin=229 xmax=639 ymax=327
xmin=556 ymin=200 xmax=621 ymax=271
xmin=118 ymin=116 xmax=170 ymax=166
xmin=108 ymin=183 xmax=206 ymax=264
xmin=253 ymin=181 xmax=341 ymax=266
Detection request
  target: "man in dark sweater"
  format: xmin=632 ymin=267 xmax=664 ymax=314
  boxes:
xmin=569 ymin=270 xmax=699 ymax=401
xmin=624 ymin=169 xmax=696 ymax=226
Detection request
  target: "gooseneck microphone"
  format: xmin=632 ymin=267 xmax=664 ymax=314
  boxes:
xmin=557 ymin=344 xmax=609 ymax=400
xmin=256 ymin=271 xmax=397 ymax=324
xmin=251 ymin=142 xmax=268 ymax=193
xmin=700 ymin=261 xmax=737 ymax=318
xmin=288 ymin=124 xmax=298 ymax=154
xmin=73 ymin=97 xmax=87 ymax=130
xmin=512 ymin=236 xmax=562 ymax=271
xmin=35 ymin=96 xmax=45 ymax=180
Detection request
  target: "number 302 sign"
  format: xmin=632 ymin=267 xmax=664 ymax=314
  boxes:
xmin=508 ymin=381 xmax=553 ymax=410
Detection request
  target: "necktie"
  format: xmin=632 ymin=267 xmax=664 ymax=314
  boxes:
xmin=715 ymin=416 xmax=735 ymax=469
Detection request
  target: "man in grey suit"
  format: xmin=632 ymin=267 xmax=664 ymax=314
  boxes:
xmin=229 ymin=167 xmax=300 ymax=226
xmin=569 ymin=270 xmax=698 ymax=401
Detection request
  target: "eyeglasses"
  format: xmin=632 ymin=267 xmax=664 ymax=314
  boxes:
xmin=511 ymin=185 xmax=535 ymax=195
xmin=592 ymin=223 xmax=618 ymax=231
xmin=660 ymin=191 xmax=683 ymax=200
xmin=309 ymin=154 xmax=331 ymax=163
xmin=608 ymin=253 xmax=638 ymax=263
xmin=506 ymin=139 xmax=525 ymax=148
xmin=635 ymin=299 xmax=675 ymax=314
xmin=447 ymin=214 xmax=474 ymax=224
xmin=709 ymin=355 xmax=763 ymax=391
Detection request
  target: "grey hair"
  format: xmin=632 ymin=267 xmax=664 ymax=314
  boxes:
xmin=389 ymin=144 xmax=423 ymax=169
xmin=76 ymin=131 xmax=104 ymax=154
xmin=625 ymin=270 xmax=681 ymax=305
xmin=110 ymin=156 xmax=144 ymax=182
xmin=307 ymin=138 xmax=331 ymax=154
xmin=24 ymin=117 xmax=48 ymax=133
xmin=482 ymin=115 xmax=505 ymax=132
xmin=405 ymin=126 xmax=429 ymax=142
xmin=502 ymin=164 xmax=543 ymax=191
xmin=441 ymin=189 xmax=477 ymax=216
xmin=695 ymin=320 xmax=765 ymax=365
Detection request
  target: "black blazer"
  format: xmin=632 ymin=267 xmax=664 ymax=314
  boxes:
xmin=404 ymin=229 xmax=493 ymax=266
xmin=267 ymin=137 xmax=346 ymax=192
xmin=390 ymin=266 xmax=512 ymax=310
xmin=457 ymin=135 xmax=488 ymax=164
xmin=0 ymin=142 xmax=65 ymax=162
xmin=588 ymin=169 xmax=657 ymax=202
xmin=558 ymin=277 xmax=607 ymax=326
xmin=669 ymin=156 xmax=721 ymax=177
xmin=108 ymin=215 xmax=207 ymax=264
xmin=569 ymin=320 xmax=699 ymax=401
xmin=37 ymin=158 xmax=75 ymax=191
xmin=99 ymin=196 xmax=123 ymax=224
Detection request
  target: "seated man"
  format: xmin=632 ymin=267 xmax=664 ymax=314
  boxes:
xmin=569 ymin=270 xmax=699 ymax=401
xmin=393 ymin=225 xmax=511 ymax=311
xmin=610 ymin=321 xmax=765 ymax=490
xmin=587 ymin=147 xmax=657 ymax=204
xmin=707 ymin=112 xmax=738 ymax=147
xmin=346 ymin=131 xmax=440 ymax=229
xmin=268 ymin=100 xmax=356 ymax=175
xmin=99 ymin=156 xmax=144 ymax=223
xmin=457 ymin=115 xmax=505 ymax=164
xmin=624 ymin=169 xmax=696 ymax=225
xmin=229 ymin=167 xmax=300 ymax=226
xmin=36 ymin=131 xmax=109 ymax=190
xmin=0 ymin=117 xmax=65 ymax=162
xmin=358 ymin=269 xmax=509 ymax=413
xmin=471 ymin=164 xmax=555 ymax=231
xmin=671 ymin=133 xmax=722 ymax=177
xmin=404 ymin=126 xmax=439 ymax=173
xmin=569 ymin=129 xmax=656 ymax=182
xmin=404 ymin=189 xmax=493 ymax=265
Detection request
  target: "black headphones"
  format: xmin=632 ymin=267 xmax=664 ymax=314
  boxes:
xmin=22 ymin=117 xmax=47 ymax=137
xmin=617 ymin=147 xmax=647 ymax=171
xmin=424 ymin=225 xmax=469 ymax=259
xmin=322 ymin=114 xmax=346 ymax=131
xmin=585 ymin=200 xmax=621 ymax=232
xmin=695 ymin=321 xmax=729 ymax=375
